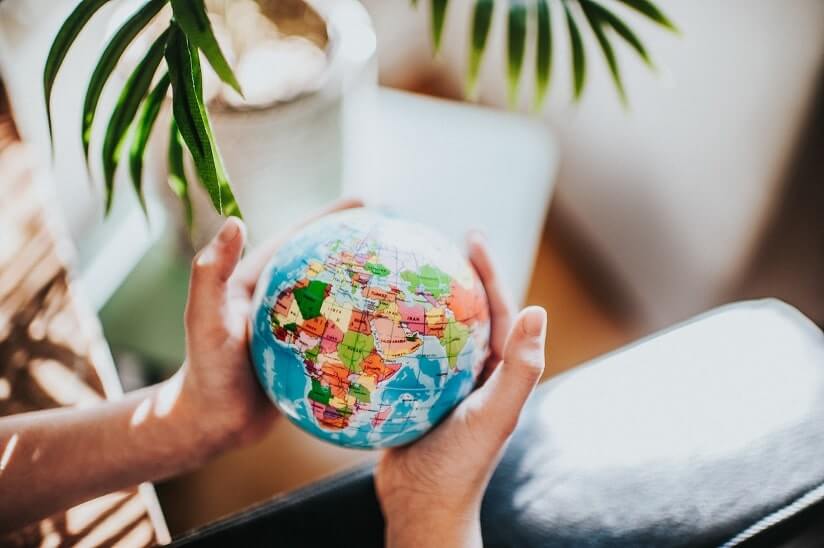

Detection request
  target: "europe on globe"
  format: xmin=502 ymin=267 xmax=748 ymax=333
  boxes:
xmin=250 ymin=209 xmax=491 ymax=449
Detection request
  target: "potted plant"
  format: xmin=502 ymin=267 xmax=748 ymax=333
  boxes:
xmin=96 ymin=0 xmax=379 ymax=245
xmin=43 ymin=0 xmax=676 ymax=232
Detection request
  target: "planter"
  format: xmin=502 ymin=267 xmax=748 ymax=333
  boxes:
xmin=131 ymin=0 xmax=378 ymax=248
xmin=207 ymin=0 xmax=378 ymax=245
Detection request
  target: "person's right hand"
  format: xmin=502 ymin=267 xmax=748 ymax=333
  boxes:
xmin=375 ymin=233 xmax=548 ymax=547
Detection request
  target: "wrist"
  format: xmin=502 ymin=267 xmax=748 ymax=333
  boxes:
xmin=383 ymin=501 xmax=482 ymax=548
xmin=159 ymin=372 xmax=233 ymax=462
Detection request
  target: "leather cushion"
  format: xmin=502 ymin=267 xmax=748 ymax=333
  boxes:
xmin=482 ymin=300 xmax=824 ymax=547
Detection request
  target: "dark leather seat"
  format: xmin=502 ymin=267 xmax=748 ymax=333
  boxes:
xmin=174 ymin=300 xmax=824 ymax=547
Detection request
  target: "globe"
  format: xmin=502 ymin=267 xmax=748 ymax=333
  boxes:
xmin=250 ymin=209 xmax=491 ymax=449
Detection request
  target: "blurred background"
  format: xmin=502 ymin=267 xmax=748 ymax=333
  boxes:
xmin=1 ymin=0 xmax=823 ymax=540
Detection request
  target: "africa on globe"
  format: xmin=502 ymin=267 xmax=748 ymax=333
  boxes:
xmin=250 ymin=209 xmax=491 ymax=449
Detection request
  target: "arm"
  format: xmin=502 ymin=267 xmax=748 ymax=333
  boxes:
xmin=0 ymin=218 xmax=262 ymax=532
xmin=376 ymin=233 xmax=548 ymax=547
xmin=0 ymin=199 xmax=362 ymax=532
xmin=0 ymin=378 xmax=217 ymax=531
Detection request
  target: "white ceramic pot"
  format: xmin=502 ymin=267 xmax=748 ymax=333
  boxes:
xmin=205 ymin=0 xmax=378 ymax=245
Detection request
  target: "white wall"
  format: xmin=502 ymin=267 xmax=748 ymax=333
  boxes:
xmin=363 ymin=0 xmax=824 ymax=328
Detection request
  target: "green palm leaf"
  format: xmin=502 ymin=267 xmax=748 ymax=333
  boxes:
xmin=580 ymin=0 xmax=653 ymax=68
xmin=408 ymin=0 xmax=675 ymax=107
xmin=431 ymin=0 xmax=449 ymax=53
xmin=165 ymin=22 xmax=240 ymax=217
xmin=466 ymin=0 xmax=494 ymax=99
xmin=44 ymin=0 xmax=113 ymax=145
xmin=170 ymin=0 xmax=242 ymax=94
xmin=82 ymin=0 xmax=168 ymax=163
xmin=563 ymin=1 xmax=586 ymax=101
xmin=168 ymin=118 xmax=194 ymax=232
xmin=102 ymin=29 xmax=169 ymax=215
xmin=615 ymin=0 xmax=678 ymax=33
xmin=534 ymin=0 xmax=553 ymax=110
xmin=506 ymin=2 xmax=528 ymax=107
xmin=130 ymin=72 xmax=171 ymax=214
xmin=581 ymin=0 xmax=626 ymax=105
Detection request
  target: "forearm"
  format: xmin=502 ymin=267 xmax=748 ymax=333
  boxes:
xmin=0 ymin=374 xmax=219 ymax=532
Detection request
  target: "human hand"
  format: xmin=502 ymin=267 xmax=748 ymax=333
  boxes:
xmin=172 ymin=198 xmax=364 ymax=457
xmin=375 ymin=233 xmax=547 ymax=547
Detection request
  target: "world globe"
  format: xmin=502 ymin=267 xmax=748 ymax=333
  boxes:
xmin=250 ymin=209 xmax=491 ymax=449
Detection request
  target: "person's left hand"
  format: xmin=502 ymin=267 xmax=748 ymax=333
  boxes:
xmin=375 ymin=233 xmax=548 ymax=547
xmin=172 ymin=198 xmax=364 ymax=455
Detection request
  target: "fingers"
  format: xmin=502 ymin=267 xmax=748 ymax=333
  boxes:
xmin=185 ymin=217 xmax=247 ymax=336
xmin=467 ymin=232 xmax=514 ymax=361
xmin=462 ymin=306 xmax=547 ymax=447
xmin=235 ymin=197 xmax=364 ymax=292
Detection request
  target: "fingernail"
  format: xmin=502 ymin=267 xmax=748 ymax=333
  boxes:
xmin=522 ymin=306 xmax=547 ymax=337
xmin=467 ymin=229 xmax=486 ymax=244
xmin=218 ymin=217 xmax=242 ymax=243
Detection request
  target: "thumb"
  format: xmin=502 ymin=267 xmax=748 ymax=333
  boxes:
xmin=185 ymin=217 xmax=246 ymax=335
xmin=463 ymin=306 xmax=547 ymax=447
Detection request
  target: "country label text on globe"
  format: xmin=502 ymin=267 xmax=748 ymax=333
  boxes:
xmin=250 ymin=210 xmax=491 ymax=448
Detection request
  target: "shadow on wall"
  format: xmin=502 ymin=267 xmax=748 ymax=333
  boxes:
xmin=734 ymin=64 xmax=824 ymax=328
